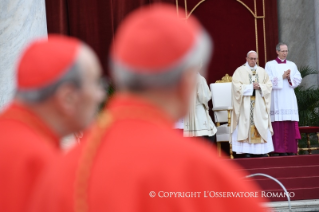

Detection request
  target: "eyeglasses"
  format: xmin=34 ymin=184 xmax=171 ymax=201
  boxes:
xmin=279 ymin=50 xmax=288 ymax=53
xmin=248 ymin=58 xmax=257 ymax=60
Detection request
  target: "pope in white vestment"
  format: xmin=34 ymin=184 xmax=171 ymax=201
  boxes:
xmin=265 ymin=43 xmax=302 ymax=155
xmin=231 ymin=51 xmax=274 ymax=157
xmin=184 ymin=73 xmax=217 ymax=137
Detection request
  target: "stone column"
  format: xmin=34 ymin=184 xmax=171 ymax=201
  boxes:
xmin=315 ymin=0 xmax=319 ymax=85
xmin=0 ymin=0 xmax=47 ymax=109
xmin=277 ymin=0 xmax=318 ymax=88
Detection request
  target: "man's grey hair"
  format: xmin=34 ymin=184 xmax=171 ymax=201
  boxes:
xmin=110 ymin=30 xmax=212 ymax=91
xmin=276 ymin=42 xmax=288 ymax=51
xmin=16 ymin=61 xmax=82 ymax=102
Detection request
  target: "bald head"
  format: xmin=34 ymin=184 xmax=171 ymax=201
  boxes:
xmin=77 ymin=44 xmax=102 ymax=81
xmin=246 ymin=51 xmax=258 ymax=67
xmin=65 ymin=44 xmax=105 ymax=132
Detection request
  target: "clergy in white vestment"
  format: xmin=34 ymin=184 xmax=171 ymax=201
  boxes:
xmin=174 ymin=118 xmax=184 ymax=135
xmin=184 ymin=73 xmax=217 ymax=139
xmin=265 ymin=42 xmax=302 ymax=155
xmin=175 ymin=119 xmax=184 ymax=129
xmin=231 ymin=51 xmax=274 ymax=158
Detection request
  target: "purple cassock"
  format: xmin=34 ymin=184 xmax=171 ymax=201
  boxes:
xmin=271 ymin=121 xmax=301 ymax=153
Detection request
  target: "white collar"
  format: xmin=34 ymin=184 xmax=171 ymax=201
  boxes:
xmin=278 ymin=57 xmax=286 ymax=62
xmin=245 ymin=62 xmax=257 ymax=69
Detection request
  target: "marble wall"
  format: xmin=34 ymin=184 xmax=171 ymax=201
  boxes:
xmin=277 ymin=0 xmax=318 ymax=88
xmin=315 ymin=0 xmax=319 ymax=86
xmin=0 ymin=0 xmax=47 ymax=110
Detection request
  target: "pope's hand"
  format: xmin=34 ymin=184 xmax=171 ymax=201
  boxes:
xmin=253 ymin=82 xmax=260 ymax=90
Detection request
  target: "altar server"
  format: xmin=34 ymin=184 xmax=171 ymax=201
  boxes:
xmin=184 ymin=70 xmax=217 ymax=139
xmin=265 ymin=42 xmax=302 ymax=155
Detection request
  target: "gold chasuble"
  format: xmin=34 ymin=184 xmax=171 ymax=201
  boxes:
xmin=231 ymin=65 xmax=273 ymax=144
xmin=250 ymin=96 xmax=260 ymax=143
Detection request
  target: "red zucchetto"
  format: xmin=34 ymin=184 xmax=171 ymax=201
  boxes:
xmin=110 ymin=4 xmax=201 ymax=73
xmin=17 ymin=35 xmax=81 ymax=89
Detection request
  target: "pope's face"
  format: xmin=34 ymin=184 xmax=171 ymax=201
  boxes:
xmin=246 ymin=52 xmax=258 ymax=67
xmin=277 ymin=45 xmax=288 ymax=60
xmin=74 ymin=46 xmax=105 ymax=130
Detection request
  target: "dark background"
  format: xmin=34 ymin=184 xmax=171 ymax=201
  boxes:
xmin=45 ymin=0 xmax=278 ymax=84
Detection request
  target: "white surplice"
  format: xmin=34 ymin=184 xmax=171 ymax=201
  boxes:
xmin=184 ymin=74 xmax=217 ymax=137
xmin=265 ymin=59 xmax=302 ymax=122
xmin=174 ymin=119 xmax=184 ymax=129
xmin=231 ymin=63 xmax=274 ymax=154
